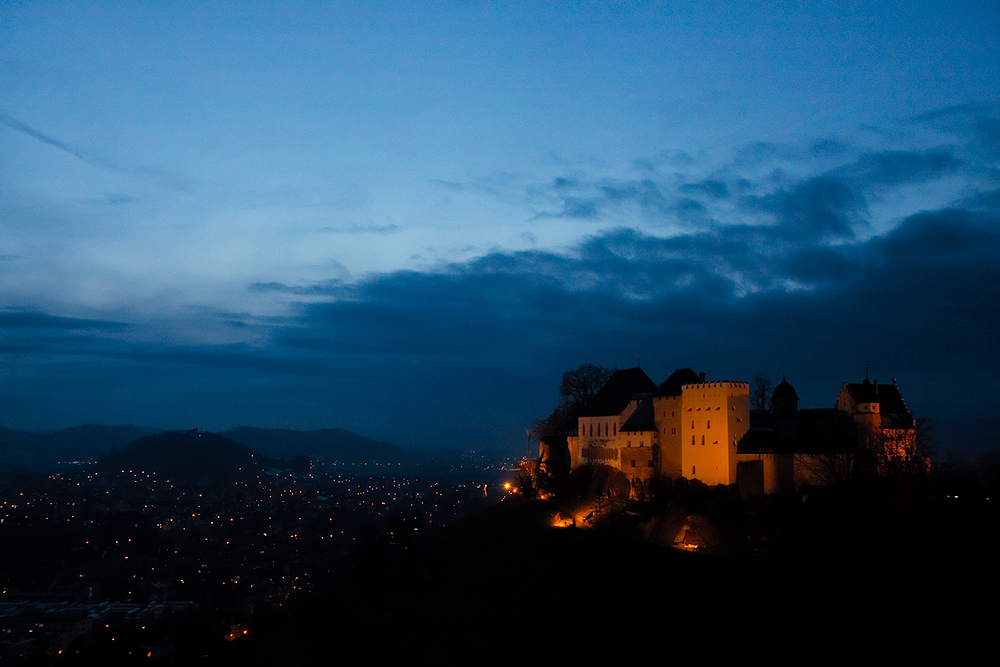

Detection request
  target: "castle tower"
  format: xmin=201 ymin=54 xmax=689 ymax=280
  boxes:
xmin=771 ymin=375 xmax=799 ymax=443
xmin=678 ymin=380 xmax=750 ymax=486
xmin=652 ymin=368 xmax=702 ymax=478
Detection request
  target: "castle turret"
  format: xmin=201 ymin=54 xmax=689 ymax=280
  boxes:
xmin=771 ymin=375 xmax=799 ymax=442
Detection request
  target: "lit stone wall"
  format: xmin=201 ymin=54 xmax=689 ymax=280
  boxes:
xmin=679 ymin=382 xmax=750 ymax=486
xmin=575 ymin=399 xmax=645 ymax=469
xmin=653 ymin=394 xmax=684 ymax=478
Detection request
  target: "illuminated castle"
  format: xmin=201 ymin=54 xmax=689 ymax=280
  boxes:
xmin=564 ymin=368 xmax=918 ymax=497
xmin=567 ymin=368 xmax=750 ymax=497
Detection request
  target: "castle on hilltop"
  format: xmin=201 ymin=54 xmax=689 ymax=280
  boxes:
xmin=560 ymin=368 xmax=919 ymax=498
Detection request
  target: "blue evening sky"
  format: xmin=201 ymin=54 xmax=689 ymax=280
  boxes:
xmin=2 ymin=1 xmax=998 ymax=452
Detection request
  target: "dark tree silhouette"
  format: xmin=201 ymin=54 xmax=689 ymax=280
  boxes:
xmin=750 ymin=374 xmax=773 ymax=413
xmin=531 ymin=364 xmax=612 ymax=485
xmin=533 ymin=364 xmax=612 ymax=441
xmin=559 ymin=364 xmax=612 ymax=414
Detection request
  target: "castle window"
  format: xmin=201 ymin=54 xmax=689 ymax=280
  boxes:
xmin=671 ymin=427 xmax=676 ymax=435
xmin=692 ymin=436 xmax=695 ymax=446
xmin=701 ymin=435 xmax=705 ymax=446
xmin=691 ymin=420 xmax=695 ymax=429
xmin=672 ymin=411 xmax=675 ymax=417
xmin=707 ymin=420 xmax=711 ymax=429
xmin=630 ymin=460 xmax=636 ymax=468
xmin=692 ymin=466 xmax=696 ymax=475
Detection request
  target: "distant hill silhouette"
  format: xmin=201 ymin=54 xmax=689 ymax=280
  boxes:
xmin=223 ymin=427 xmax=406 ymax=463
xmin=0 ymin=424 xmax=157 ymax=465
xmin=97 ymin=430 xmax=264 ymax=483
xmin=0 ymin=424 xmax=406 ymax=467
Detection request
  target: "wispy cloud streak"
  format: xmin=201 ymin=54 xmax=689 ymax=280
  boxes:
xmin=0 ymin=111 xmax=87 ymax=161
xmin=0 ymin=110 xmax=188 ymax=191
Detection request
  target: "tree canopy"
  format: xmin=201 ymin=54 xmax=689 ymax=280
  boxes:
xmin=534 ymin=364 xmax=612 ymax=440
xmin=559 ymin=364 xmax=612 ymax=414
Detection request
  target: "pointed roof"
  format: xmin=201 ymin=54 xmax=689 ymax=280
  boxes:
xmin=585 ymin=367 xmax=656 ymax=416
xmin=654 ymin=367 xmax=702 ymax=397
xmin=621 ymin=399 xmax=656 ymax=432
xmin=772 ymin=375 xmax=798 ymax=401
xmin=842 ymin=379 xmax=911 ymax=417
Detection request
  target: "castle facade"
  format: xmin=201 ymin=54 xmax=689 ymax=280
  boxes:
xmin=562 ymin=368 xmax=918 ymax=497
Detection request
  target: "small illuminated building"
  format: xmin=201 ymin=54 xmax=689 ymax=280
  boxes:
xmin=736 ymin=376 xmax=919 ymax=495
xmin=836 ymin=378 xmax=918 ymax=472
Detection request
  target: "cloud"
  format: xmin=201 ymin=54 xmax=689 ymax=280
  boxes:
xmin=552 ymin=177 xmax=581 ymax=190
xmin=0 ymin=110 xmax=188 ymax=191
xmin=534 ymin=196 xmax=600 ymax=219
xmin=104 ymin=193 xmax=140 ymax=205
xmin=242 ymin=191 xmax=998 ymax=438
xmin=0 ymin=311 xmax=127 ymax=331
xmin=250 ymin=280 xmax=350 ymax=297
xmin=742 ymin=175 xmax=865 ymax=239
xmin=679 ymin=179 xmax=729 ymax=199
xmin=320 ymin=222 xmax=399 ymax=234
xmin=3 ymin=198 xmax=996 ymax=445
xmin=0 ymin=111 xmax=88 ymax=161
xmin=3 ymin=101 xmax=998 ymax=445
xmin=838 ymin=149 xmax=963 ymax=188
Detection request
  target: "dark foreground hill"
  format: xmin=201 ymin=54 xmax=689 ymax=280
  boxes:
xmin=231 ymin=493 xmax=998 ymax=664
xmin=97 ymin=430 xmax=264 ymax=483
xmin=222 ymin=426 xmax=406 ymax=463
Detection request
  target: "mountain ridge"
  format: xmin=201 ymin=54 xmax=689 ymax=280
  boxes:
xmin=0 ymin=424 xmax=404 ymax=466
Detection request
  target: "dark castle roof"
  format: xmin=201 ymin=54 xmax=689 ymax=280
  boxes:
xmin=842 ymin=379 xmax=911 ymax=417
xmin=586 ymin=367 xmax=656 ymax=416
xmin=772 ymin=376 xmax=798 ymax=401
xmin=654 ymin=367 xmax=702 ymax=397
xmin=738 ymin=408 xmax=857 ymax=454
xmin=621 ymin=400 xmax=656 ymax=432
